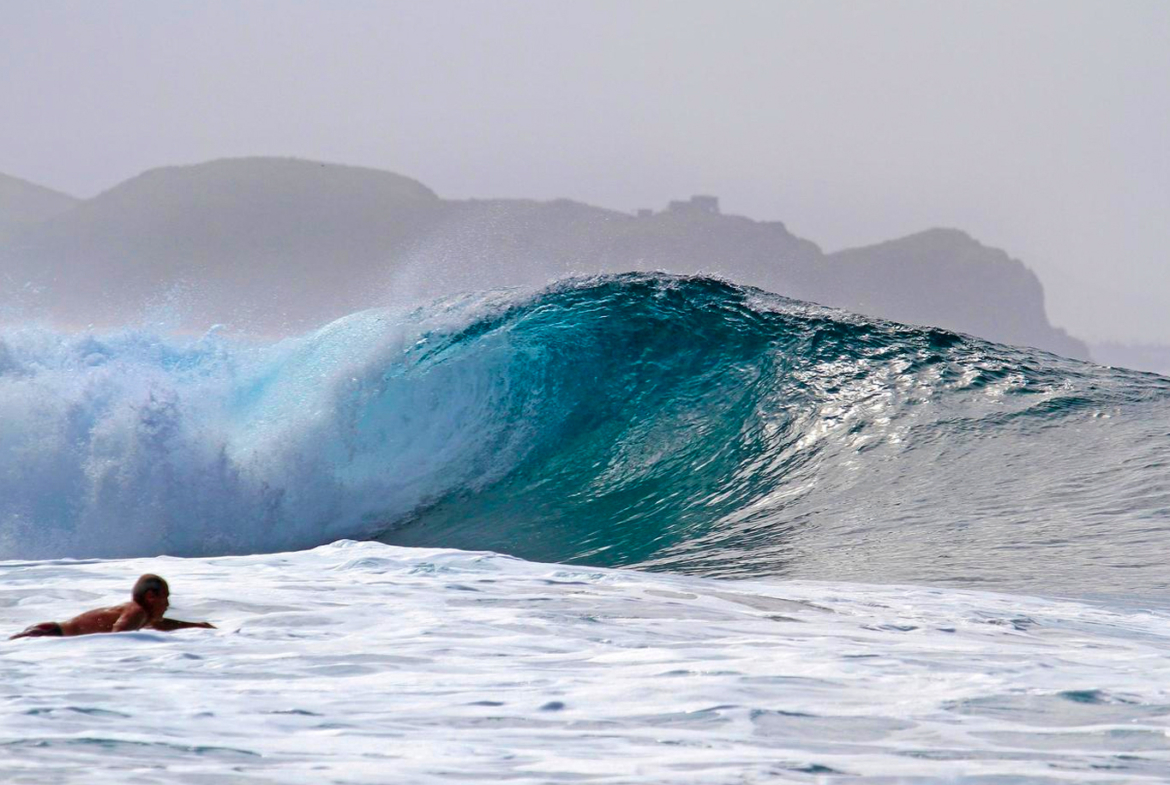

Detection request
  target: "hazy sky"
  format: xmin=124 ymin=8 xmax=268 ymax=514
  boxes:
xmin=2 ymin=1 xmax=1167 ymax=342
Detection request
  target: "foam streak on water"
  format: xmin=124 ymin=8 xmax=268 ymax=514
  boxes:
xmin=2 ymin=541 xmax=1169 ymax=783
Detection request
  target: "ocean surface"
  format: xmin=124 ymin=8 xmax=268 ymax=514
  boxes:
xmin=2 ymin=273 xmax=1169 ymax=782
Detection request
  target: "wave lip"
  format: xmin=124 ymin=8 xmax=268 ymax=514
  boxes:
xmin=2 ymin=273 xmax=1169 ymax=596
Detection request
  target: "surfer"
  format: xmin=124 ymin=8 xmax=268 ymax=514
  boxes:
xmin=9 ymin=574 xmax=215 ymax=639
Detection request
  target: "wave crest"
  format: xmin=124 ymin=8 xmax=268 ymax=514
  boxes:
xmin=2 ymin=274 xmax=1167 ymax=594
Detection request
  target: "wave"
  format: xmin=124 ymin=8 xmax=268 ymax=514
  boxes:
xmin=2 ymin=274 xmax=1168 ymax=595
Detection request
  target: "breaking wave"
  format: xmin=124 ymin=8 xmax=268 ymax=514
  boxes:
xmin=2 ymin=274 xmax=1168 ymax=596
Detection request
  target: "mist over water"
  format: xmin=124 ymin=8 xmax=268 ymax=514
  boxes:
xmin=3 ymin=274 xmax=1167 ymax=599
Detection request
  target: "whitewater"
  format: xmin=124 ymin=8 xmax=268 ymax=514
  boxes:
xmin=3 ymin=274 xmax=1169 ymax=782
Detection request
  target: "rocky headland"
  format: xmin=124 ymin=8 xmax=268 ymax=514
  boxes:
xmin=0 ymin=157 xmax=1088 ymax=360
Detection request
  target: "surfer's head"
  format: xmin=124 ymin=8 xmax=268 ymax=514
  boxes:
xmin=132 ymin=574 xmax=170 ymax=616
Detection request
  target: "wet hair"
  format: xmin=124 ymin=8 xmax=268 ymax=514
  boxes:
xmin=132 ymin=574 xmax=168 ymax=606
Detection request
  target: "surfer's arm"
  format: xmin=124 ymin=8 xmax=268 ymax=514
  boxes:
xmin=151 ymin=618 xmax=216 ymax=631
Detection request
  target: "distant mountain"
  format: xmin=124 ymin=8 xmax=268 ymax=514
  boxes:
xmin=394 ymin=194 xmax=824 ymax=303
xmin=0 ymin=172 xmax=79 ymax=241
xmin=821 ymin=229 xmax=1088 ymax=361
xmin=1 ymin=158 xmax=440 ymax=325
xmin=0 ymin=157 xmax=1088 ymax=359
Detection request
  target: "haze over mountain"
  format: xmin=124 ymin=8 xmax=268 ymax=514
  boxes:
xmin=0 ymin=157 xmax=1087 ymax=360
xmin=0 ymin=173 xmax=79 ymax=242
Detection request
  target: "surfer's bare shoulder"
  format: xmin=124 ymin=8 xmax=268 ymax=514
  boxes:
xmin=59 ymin=601 xmax=148 ymax=635
xmin=9 ymin=574 xmax=215 ymax=640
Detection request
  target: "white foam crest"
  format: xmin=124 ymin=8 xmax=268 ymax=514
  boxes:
xmin=0 ymin=293 xmax=535 ymax=560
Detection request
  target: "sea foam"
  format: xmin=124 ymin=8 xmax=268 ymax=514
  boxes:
xmin=2 ymin=541 xmax=1169 ymax=783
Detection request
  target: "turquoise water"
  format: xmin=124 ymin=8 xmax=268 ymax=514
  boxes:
xmin=1 ymin=273 xmax=1168 ymax=597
